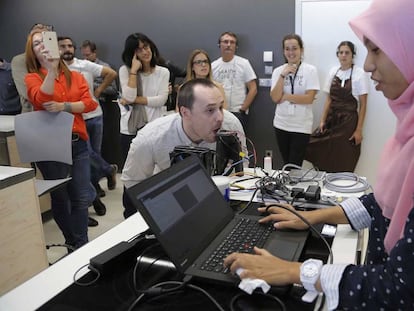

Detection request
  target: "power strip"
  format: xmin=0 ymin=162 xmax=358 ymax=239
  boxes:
xmin=89 ymin=240 xmax=140 ymax=273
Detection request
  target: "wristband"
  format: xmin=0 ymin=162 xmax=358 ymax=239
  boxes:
xmin=130 ymin=72 xmax=137 ymax=75
xmin=63 ymin=102 xmax=72 ymax=112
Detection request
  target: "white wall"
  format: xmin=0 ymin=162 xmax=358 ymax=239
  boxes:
xmin=295 ymin=0 xmax=396 ymax=187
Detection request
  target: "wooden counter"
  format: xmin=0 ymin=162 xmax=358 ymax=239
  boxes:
xmin=0 ymin=166 xmax=48 ymax=296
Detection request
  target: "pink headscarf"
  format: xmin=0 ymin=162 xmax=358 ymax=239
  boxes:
xmin=349 ymin=0 xmax=414 ymax=253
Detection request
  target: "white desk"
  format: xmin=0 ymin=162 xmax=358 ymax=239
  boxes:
xmin=0 ymin=212 xmax=148 ymax=310
xmin=0 ymin=170 xmax=360 ymax=310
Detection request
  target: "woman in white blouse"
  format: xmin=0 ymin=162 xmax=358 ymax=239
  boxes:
xmin=118 ymin=33 xmax=169 ymax=165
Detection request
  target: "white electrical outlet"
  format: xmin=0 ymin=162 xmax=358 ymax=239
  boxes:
xmin=259 ymin=78 xmax=272 ymax=87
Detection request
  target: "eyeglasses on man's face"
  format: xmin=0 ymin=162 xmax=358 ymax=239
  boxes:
xmin=220 ymin=40 xmax=236 ymax=45
xmin=193 ymin=59 xmax=209 ymax=66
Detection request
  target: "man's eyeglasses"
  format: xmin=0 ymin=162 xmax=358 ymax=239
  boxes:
xmin=220 ymin=40 xmax=236 ymax=45
xmin=193 ymin=59 xmax=209 ymax=66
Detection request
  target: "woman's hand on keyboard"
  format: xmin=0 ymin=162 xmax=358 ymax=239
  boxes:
xmin=258 ymin=203 xmax=311 ymax=230
xmin=223 ymin=247 xmax=301 ymax=286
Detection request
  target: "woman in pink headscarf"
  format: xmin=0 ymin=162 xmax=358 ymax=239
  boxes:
xmin=223 ymin=0 xmax=414 ymax=309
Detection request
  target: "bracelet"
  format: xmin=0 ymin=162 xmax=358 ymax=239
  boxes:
xmin=63 ymin=102 xmax=72 ymax=113
xmin=280 ymin=74 xmax=286 ymax=79
xmin=130 ymin=72 xmax=137 ymax=75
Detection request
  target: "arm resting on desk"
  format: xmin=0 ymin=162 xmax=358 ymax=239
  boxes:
xmin=258 ymin=204 xmax=349 ymax=230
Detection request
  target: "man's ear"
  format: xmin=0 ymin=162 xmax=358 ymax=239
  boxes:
xmin=179 ymin=106 xmax=190 ymax=119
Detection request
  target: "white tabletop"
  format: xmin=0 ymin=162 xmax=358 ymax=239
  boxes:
xmin=0 ymin=169 xmax=360 ymax=310
xmin=0 ymin=166 xmax=34 ymax=190
xmin=0 ymin=213 xmax=148 ymax=311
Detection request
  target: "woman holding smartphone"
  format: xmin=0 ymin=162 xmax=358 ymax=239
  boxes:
xmin=25 ymin=29 xmax=98 ymax=249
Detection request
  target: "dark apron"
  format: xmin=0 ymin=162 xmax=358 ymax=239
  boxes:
xmin=305 ymin=67 xmax=361 ymax=172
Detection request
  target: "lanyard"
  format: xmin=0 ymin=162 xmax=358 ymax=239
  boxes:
xmin=289 ymin=62 xmax=302 ymax=94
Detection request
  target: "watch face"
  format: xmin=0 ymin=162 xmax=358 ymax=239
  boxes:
xmin=303 ymin=262 xmax=319 ymax=278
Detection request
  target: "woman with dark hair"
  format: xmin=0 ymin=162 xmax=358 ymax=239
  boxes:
xmin=270 ymin=34 xmax=320 ymax=167
xmin=305 ymin=41 xmax=369 ymax=172
xmin=25 ymin=29 xmax=98 ymax=249
xmin=118 ymin=33 xmax=169 ymax=164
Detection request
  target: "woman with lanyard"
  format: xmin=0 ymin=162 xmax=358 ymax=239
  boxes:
xmin=305 ymin=41 xmax=369 ymax=172
xmin=270 ymin=34 xmax=320 ymax=167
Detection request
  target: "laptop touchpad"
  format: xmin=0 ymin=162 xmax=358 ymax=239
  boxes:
xmin=265 ymin=239 xmax=300 ymax=261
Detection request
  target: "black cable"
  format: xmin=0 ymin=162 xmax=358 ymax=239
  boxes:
xmin=133 ymin=242 xmax=162 ymax=292
xmin=73 ymin=263 xmax=101 ymax=286
xmin=229 ymin=292 xmax=287 ymax=311
xmin=237 ymin=187 xmax=260 ymax=214
xmin=127 ymin=279 xmax=226 ymax=311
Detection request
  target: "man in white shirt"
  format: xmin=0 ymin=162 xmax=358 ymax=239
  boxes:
xmin=59 ymin=36 xmax=117 ymax=221
xmin=121 ymin=79 xmax=246 ymax=218
xmin=212 ymin=31 xmax=257 ymax=130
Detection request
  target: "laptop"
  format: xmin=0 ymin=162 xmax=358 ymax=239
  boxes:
xmin=126 ymin=156 xmax=309 ymax=285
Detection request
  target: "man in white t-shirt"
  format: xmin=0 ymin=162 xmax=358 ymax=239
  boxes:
xmin=59 ymin=36 xmax=117 ymax=221
xmin=212 ymin=31 xmax=257 ymax=131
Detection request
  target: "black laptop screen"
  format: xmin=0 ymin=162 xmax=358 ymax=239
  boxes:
xmin=141 ymin=168 xmax=211 ymax=232
xmin=127 ymin=156 xmax=234 ymax=271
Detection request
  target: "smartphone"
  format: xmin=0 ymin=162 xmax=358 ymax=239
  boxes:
xmin=42 ymin=31 xmax=60 ymax=59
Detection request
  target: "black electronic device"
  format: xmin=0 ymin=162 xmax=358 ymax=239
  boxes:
xmin=170 ymin=145 xmax=215 ymax=175
xmin=215 ymin=130 xmax=244 ymax=176
xmin=304 ymin=185 xmax=321 ymax=201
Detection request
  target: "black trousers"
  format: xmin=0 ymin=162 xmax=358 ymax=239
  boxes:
xmin=274 ymin=127 xmax=310 ymax=167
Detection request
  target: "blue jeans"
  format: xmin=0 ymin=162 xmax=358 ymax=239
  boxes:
xmin=86 ymin=116 xmax=112 ymax=185
xmin=37 ymin=139 xmax=94 ymax=248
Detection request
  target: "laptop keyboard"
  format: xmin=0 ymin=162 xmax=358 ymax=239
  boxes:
xmin=200 ymin=218 xmax=274 ymax=274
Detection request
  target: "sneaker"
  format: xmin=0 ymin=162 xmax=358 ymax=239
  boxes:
xmin=107 ymin=164 xmax=118 ymax=190
xmin=88 ymin=216 xmax=99 ymax=227
xmin=93 ymin=197 xmax=106 ymax=216
xmin=94 ymin=183 xmax=106 ymax=198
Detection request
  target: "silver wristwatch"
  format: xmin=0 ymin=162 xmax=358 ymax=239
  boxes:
xmin=300 ymin=258 xmax=323 ymax=302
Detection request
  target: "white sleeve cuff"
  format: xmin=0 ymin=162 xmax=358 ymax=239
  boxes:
xmin=341 ymin=197 xmax=371 ymax=230
xmin=320 ymin=264 xmax=349 ymax=310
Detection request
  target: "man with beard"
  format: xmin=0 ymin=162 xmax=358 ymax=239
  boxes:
xmin=121 ymin=78 xmax=246 ymax=218
xmin=58 ymin=36 xmax=117 ymax=223
xmin=212 ymin=31 xmax=257 ymax=131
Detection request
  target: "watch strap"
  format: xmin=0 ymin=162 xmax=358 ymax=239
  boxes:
xmin=300 ymin=259 xmax=323 ymax=302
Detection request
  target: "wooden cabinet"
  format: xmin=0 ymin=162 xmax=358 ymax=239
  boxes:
xmin=0 ymin=166 xmax=48 ymax=296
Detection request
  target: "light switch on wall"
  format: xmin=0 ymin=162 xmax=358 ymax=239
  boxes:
xmin=265 ymin=66 xmax=273 ymax=75
xmin=263 ymin=51 xmax=273 ymax=62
